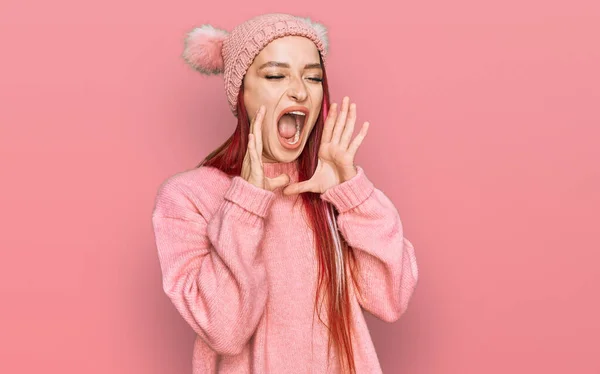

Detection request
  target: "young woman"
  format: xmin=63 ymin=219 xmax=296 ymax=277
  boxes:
xmin=152 ymin=13 xmax=419 ymax=374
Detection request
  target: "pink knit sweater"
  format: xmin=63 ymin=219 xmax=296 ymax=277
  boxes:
xmin=151 ymin=161 xmax=418 ymax=373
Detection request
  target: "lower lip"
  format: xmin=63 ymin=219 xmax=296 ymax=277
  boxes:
xmin=276 ymin=119 xmax=306 ymax=150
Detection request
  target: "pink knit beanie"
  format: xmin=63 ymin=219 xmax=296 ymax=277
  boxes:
xmin=181 ymin=13 xmax=329 ymax=116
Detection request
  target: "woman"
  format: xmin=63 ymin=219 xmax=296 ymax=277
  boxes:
xmin=152 ymin=13 xmax=419 ymax=374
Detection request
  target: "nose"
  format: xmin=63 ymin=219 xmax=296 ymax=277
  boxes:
xmin=287 ymin=76 xmax=308 ymax=102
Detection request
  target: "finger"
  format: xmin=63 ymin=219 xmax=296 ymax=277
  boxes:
xmin=321 ymin=102 xmax=338 ymax=144
xmin=339 ymin=102 xmax=356 ymax=149
xmin=347 ymin=122 xmax=369 ymax=157
xmin=248 ymin=133 xmax=255 ymax=154
xmin=241 ymin=147 xmax=251 ymax=179
xmin=249 ymin=109 xmax=256 ymax=135
xmin=248 ymin=133 xmax=259 ymax=163
xmin=265 ymin=173 xmax=290 ymax=191
xmin=254 ymin=105 xmax=264 ymax=157
xmin=331 ymin=96 xmax=350 ymax=144
xmin=282 ymin=180 xmax=314 ymax=195
xmin=250 ymin=105 xmax=264 ymax=138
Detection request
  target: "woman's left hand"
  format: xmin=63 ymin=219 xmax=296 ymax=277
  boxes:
xmin=282 ymin=96 xmax=370 ymax=196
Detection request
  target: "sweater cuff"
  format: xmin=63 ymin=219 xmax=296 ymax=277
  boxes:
xmin=320 ymin=166 xmax=374 ymax=213
xmin=224 ymin=176 xmax=276 ymax=218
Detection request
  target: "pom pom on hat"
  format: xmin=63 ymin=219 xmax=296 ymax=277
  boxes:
xmin=299 ymin=16 xmax=329 ymax=53
xmin=182 ymin=25 xmax=229 ymax=75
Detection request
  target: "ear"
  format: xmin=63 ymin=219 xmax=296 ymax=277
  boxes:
xmin=299 ymin=17 xmax=329 ymax=53
xmin=182 ymin=24 xmax=229 ymax=75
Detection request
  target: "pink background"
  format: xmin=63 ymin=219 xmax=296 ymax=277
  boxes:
xmin=1 ymin=0 xmax=599 ymax=373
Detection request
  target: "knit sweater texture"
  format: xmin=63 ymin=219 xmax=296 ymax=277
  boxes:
xmin=151 ymin=160 xmax=419 ymax=373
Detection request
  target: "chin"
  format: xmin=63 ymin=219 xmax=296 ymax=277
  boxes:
xmin=271 ymin=150 xmax=302 ymax=163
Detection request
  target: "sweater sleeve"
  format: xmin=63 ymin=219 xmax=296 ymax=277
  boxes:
xmin=320 ymin=166 xmax=419 ymax=322
xmin=151 ymin=175 xmax=275 ymax=356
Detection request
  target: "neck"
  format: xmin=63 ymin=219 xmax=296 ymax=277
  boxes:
xmin=262 ymin=160 xmax=300 ymax=183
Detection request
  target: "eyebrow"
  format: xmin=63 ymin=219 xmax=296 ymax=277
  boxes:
xmin=258 ymin=61 xmax=322 ymax=70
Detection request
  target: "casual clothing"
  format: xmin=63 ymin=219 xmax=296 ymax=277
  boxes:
xmin=151 ymin=161 xmax=418 ymax=373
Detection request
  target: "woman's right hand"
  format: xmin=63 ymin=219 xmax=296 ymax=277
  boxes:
xmin=241 ymin=105 xmax=291 ymax=191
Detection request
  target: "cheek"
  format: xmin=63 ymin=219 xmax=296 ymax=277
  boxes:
xmin=261 ymin=119 xmax=279 ymax=152
xmin=248 ymin=92 xmax=278 ymax=118
xmin=310 ymin=89 xmax=324 ymax=122
xmin=310 ymin=88 xmax=324 ymax=112
xmin=315 ymin=91 xmax=324 ymax=107
xmin=243 ymin=90 xmax=259 ymax=118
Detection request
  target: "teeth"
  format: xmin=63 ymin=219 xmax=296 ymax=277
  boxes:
xmin=281 ymin=110 xmax=305 ymax=145
xmin=285 ymin=121 xmax=301 ymax=145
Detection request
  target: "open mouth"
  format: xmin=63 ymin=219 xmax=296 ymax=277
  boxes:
xmin=277 ymin=109 xmax=308 ymax=148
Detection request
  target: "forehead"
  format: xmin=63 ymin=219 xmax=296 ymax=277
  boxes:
xmin=252 ymin=36 xmax=320 ymax=65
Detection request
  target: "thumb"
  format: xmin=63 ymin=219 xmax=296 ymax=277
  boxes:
xmin=265 ymin=173 xmax=290 ymax=191
xmin=282 ymin=180 xmax=312 ymax=196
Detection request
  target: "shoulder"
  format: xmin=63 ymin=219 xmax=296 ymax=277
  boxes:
xmin=157 ymin=165 xmax=232 ymax=196
xmin=153 ymin=165 xmax=234 ymax=218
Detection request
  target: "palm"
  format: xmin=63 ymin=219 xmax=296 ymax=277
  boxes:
xmin=311 ymin=141 xmax=355 ymax=191
xmin=319 ymin=138 xmax=354 ymax=167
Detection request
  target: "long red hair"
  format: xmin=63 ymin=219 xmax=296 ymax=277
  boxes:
xmin=196 ymin=55 xmax=362 ymax=373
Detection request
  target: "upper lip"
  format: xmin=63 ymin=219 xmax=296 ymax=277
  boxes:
xmin=277 ymin=106 xmax=309 ymax=125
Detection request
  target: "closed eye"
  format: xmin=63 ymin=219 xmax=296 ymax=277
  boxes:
xmin=265 ymin=75 xmax=322 ymax=82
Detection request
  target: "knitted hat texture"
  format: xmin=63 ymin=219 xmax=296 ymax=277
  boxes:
xmin=182 ymin=13 xmax=329 ymax=116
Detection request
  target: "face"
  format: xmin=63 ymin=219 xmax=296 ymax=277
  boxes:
xmin=243 ymin=36 xmax=324 ymax=163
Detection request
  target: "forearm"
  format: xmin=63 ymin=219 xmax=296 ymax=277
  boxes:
xmin=321 ymin=166 xmax=419 ymax=321
xmin=153 ymin=176 xmax=275 ymax=355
